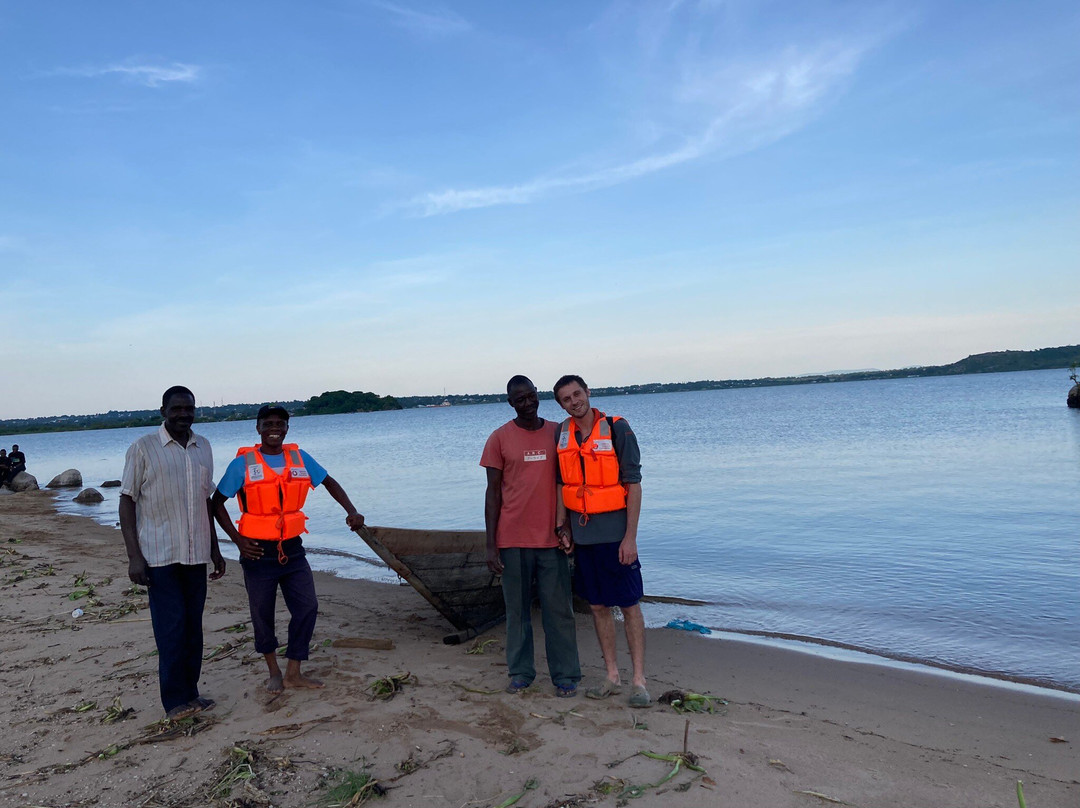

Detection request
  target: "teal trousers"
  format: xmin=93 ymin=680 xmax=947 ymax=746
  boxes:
xmin=499 ymin=547 xmax=581 ymax=688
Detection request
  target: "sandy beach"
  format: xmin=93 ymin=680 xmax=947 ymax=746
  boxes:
xmin=0 ymin=490 xmax=1076 ymax=808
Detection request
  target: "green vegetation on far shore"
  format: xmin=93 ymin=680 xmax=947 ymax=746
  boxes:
xmin=3 ymin=344 xmax=1078 ymax=436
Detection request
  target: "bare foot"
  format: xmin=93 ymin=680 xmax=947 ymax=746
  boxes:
xmin=284 ymin=672 xmax=324 ymax=689
xmin=265 ymin=673 xmax=284 ymax=694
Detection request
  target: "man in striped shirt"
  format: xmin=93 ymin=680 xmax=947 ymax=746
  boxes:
xmin=119 ymin=385 xmax=226 ymax=720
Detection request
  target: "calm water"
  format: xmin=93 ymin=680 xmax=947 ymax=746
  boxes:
xmin=10 ymin=369 xmax=1080 ymax=692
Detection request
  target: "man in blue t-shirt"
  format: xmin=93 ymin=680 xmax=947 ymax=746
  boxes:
xmin=211 ymin=404 xmax=366 ymax=694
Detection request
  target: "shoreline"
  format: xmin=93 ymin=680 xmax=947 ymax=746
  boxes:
xmin=1 ymin=489 xmax=1077 ymax=807
xmin=38 ymin=491 xmax=1080 ymax=698
xmin=3 ymin=358 xmax=1077 ymax=435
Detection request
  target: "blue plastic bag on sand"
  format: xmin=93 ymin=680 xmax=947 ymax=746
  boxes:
xmin=665 ymin=618 xmax=712 ymax=635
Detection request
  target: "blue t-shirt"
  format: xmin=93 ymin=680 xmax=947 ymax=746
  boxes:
xmin=216 ymin=448 xmax=328 ymax=499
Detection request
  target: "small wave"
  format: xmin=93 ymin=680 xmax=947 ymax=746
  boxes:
xmin=640 ymin=594 xmax=716 ymax=606
xmin=305 ymin=546 xmax=388 ymax=568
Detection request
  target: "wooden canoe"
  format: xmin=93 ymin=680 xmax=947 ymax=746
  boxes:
xmin=358 ymin=525 xmax=504 ymax=644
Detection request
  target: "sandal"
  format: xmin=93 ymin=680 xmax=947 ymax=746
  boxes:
xmin=555 ymin=683 xmax=578 ymax=698
xmin=189 ymin=696 xmax=216 ymax=713
xmin=585 ymin=679 xmax=622 ymax=700
xmin=628 ymin=685 xmax=652 ymax=708
xmin=505 ymin=677 xmax=532 ymax=694
xmin=165 ymin=704 xmax=198 ymax=721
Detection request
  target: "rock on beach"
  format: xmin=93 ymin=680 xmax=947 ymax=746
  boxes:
xmin=73 ymin=488 xmax=104 ymax=504
xmin=46 ymin=469 xmax=82 ymax=488
xmin=8 ymin=471 xmax=38 ymax=492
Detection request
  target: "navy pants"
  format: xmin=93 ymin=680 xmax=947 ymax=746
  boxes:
xmin=241 ymin=548 xmax=318 ymax=660
xmin=500 ymin=547 xmax=581 ymax=688
xmin=146 ymin=563 xmax=207 ymax=713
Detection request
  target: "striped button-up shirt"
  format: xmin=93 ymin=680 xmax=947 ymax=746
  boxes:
xmin=121 ymin=424 xmax=215 ymax=567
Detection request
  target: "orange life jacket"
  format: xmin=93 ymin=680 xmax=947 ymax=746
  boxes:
xmin=557 ymin=409 xmax=627 ymax=519
xmin=236 ymin=444 xmax=312 ymax=562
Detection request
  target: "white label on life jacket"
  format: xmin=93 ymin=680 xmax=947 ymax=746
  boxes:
xmin=289 ymin=467 xmax=310 ymax=479
xmin=524 ymin=450 xmax=547 ymax=462
xmin=558 ymin=430 xmax=569 ymax=449
xmin=591 ymin=439 xmax=613 ymax=452
xmin=247 ymin=465 xmax=265 ymax=482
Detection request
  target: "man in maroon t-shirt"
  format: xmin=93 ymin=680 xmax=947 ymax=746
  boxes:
xmin=481 ymin=375 xmax=581 ymax=697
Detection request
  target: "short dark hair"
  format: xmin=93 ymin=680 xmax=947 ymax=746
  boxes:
xmin=161 ymin=386 xmax=194 ymax=408
xmin=506 ymin=375 xmax=534 ymax=395
xmin=553 ymin=374 xmax=587 ymax=399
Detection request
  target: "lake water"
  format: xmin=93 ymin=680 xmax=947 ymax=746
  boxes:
xmin=9 ymin=369 xmax=1080 ymax=693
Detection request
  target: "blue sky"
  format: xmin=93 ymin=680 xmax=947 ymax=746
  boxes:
xmin=1 ymin=0 xmax=1077 ymax=418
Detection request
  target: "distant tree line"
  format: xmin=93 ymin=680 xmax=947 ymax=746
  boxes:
xmin=302 ymin=390 xmax=401 ymax=415
xmin=3 ymin=344 xmax=1078 ymax=436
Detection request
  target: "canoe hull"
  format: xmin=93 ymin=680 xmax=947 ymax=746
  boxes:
xmin=359 ymin=526 xmax=504 ymax=642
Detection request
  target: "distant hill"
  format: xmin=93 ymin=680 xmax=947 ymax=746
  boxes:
xmin=2 ymin=344 xmax=1078 ymax=435
xmin=938 ymin=347 xmax=1079 ymax=375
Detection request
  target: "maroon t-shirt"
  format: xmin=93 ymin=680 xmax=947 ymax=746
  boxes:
xmin=480 ymin=419 xmax=558 ymax=549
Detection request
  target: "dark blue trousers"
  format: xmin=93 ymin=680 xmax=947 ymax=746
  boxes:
xmin=146 ymin=563 xmax=207 ymax=713
xmin=241 ymin=547 xmax=318 ymax=660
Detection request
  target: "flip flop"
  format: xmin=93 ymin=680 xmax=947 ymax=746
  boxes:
xmin=555 ymin=683 xmax=578 ymax=698
xmin=505 ymin=677 xmax=532 ymax=694
xmin=165 ymin=704 xmax=198 ymax=721
xmin=628 ymin=685 xmax=652 ymax=708
xmin=585 ymin=679 xmax=622 ymax=700
xmin=190 ymin=696 xmax=216 ymax=713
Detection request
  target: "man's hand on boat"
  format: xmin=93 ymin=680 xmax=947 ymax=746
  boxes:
xmin=346 ymin=513 xmax=366 ymax=533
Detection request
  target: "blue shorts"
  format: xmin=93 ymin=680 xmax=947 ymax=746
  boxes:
xmin=573 ymin=541 xmax=643 ymax=608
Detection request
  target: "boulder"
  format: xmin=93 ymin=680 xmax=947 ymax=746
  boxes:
xmin=74 ymin=488 xmax=104 ymax=504
xmin=100 ymin=480 xmax=122 ymax=488
xmin=1069 ymin=383 xmax=1080 ymax=409
xmin=9 ymin=472 xmax=38 ymax=492
xmin=46 ymin=469 xmax=83 ymax=489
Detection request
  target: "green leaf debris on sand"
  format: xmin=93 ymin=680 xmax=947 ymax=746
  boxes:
xmin=657 ymin=689 xmax=726 ymax=714
xmin=493 ymin=778 xmax=538 ymax=808
xmin=612 ymin=750 xmax=707 ymax=802
xmin=317 ymin=768 xmax=386 ymax=807
xmin=101 ymin=696 xmax=135 ymax=724
xmin=213 ymin=746 xmax=256 ymax=799
xmin=366 ymin=672 xmax=417 ymax=701
xmin=465 ymin=638 xmax=497 ymax=655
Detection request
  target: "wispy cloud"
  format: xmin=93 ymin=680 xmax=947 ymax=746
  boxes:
xmin=406 ymin=0 xmax=885 ymax=218
xmin=49 ymin=61 xmax=202 ymax=87
xmin=364 ymin=0 xmax=471 ymax=37
xmin=409 ymin=40 xmax=868 ymax=216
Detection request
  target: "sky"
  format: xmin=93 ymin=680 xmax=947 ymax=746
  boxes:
xmin=1 ymin=0 xmax=1077 ymax=418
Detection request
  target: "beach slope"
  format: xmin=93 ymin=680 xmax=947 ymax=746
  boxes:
xmin=0 ymin=491 xmax=1076 ymax=807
